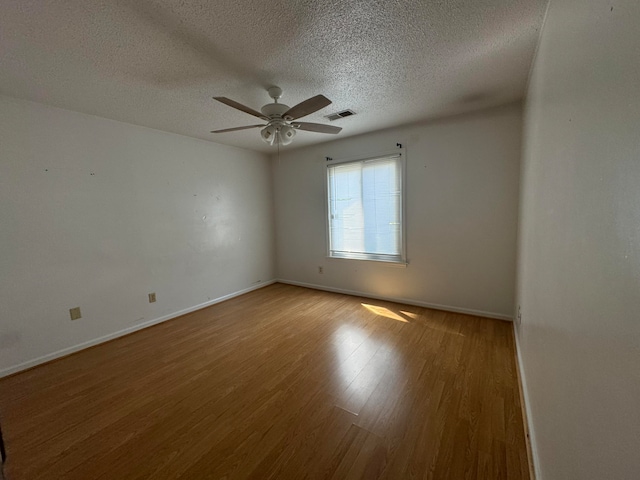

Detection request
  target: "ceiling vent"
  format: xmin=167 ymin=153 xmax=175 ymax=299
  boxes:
xmin=325 ymin=109 xmax=356 ymax=121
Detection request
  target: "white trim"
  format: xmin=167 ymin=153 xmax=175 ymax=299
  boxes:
xmin=327 ymin=252 xmax=406 ymax=264
xmin=513 ymin=325 xmax=541 ymax=479
xmin=325 ymin=149 xmax=403 ymax=166
xmin=325 ymin=151 xmax=402 ymax=166
xmin=276 ymin=279 xmax=513 ymax=321
xmin=325 ymin=255 xmax=408 ymax=268
xmin=0 ymin=280 xmax=277 ymax=378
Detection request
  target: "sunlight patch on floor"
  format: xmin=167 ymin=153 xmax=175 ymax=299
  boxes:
xmin=361 ymin=303 xmax=410 ymax=323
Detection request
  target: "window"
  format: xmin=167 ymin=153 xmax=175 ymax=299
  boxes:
xmin=327 ymin=153 xmax=405 ymax=263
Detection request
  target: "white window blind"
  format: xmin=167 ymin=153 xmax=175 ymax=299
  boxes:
xmin=327 ymin=154 xmax=404 ymax=262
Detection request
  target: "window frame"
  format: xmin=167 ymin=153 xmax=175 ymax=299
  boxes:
xmin=324 ymin=148 xmax=407 ymax=265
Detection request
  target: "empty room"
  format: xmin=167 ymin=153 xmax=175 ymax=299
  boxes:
xmin=1 ymin=0 xmax=638 ymax=479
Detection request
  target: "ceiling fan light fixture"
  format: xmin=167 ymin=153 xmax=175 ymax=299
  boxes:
xmin=260 ymin=124 xmax=296 ymax=146
xmin=279 ymin=124 xmax=296 ymax=145
xmin=260 ymin=125 xmax=277 ymax=145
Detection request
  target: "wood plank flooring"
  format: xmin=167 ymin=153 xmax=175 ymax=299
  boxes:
xmin=0 ymin=283 xmax=530 ymax=479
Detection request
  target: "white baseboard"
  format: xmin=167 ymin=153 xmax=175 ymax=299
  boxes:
xmin=513 ymin=325 xmax=541 ymax=479
xmin=2 ymin=278 xmax=511 ymax=379
xmin=276 ymin=279 xmax=513 ymax=321
xmin=0 ymin=280 xmax=277 ymax=378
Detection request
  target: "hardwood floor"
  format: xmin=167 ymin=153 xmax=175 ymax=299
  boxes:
xmin=0 ymin=283 xmax=530 ymax=479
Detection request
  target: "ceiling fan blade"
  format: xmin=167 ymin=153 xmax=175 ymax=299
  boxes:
xmin=213 ymin=97 xmax=268 ymax=120
xmin=210 ymin=124 xmax=265 ymax=133
xmin=293 ymin=122 xmax=342 ymax=134
xmin=282 ymin=95 xmax=332 ymax=120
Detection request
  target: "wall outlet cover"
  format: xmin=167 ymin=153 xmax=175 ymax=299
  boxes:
xmin=69 ymin=307 xmax=82 ymax=321
xmin=148 ymin=292 xmax=156 ymax=303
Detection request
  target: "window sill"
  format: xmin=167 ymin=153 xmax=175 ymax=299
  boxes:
xmin=326 ymin=255 xmax=408 ymax=268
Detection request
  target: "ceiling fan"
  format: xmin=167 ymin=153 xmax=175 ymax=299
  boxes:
xmin=211 ymin=87 xmax=342 ymax=146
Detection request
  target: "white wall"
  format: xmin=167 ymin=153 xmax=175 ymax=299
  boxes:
xmin=273 ymin=104 xmax=522 ymax=318
xmin=0 ymin=95 xmax=275 ymax=375
xmin=516 ymin=1 xmax=640 ymax=478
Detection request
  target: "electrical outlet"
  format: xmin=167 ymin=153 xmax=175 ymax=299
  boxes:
xmin=318 ymin=266 xmax=324 ymax=274
xmin=69 ymin=307 xmax=82 ymax=321
xmin=148 ymin=292 xmax=156 ymax=303
xmin=517 ymin=305 xmax=522 ymax=325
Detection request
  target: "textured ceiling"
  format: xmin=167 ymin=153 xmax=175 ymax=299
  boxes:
xmin=0 ymin=0 xmax=548 ymax=153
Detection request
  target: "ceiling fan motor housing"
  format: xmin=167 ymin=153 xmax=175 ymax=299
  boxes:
xmin=261 ymin=102 xmax=290 ymax=118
